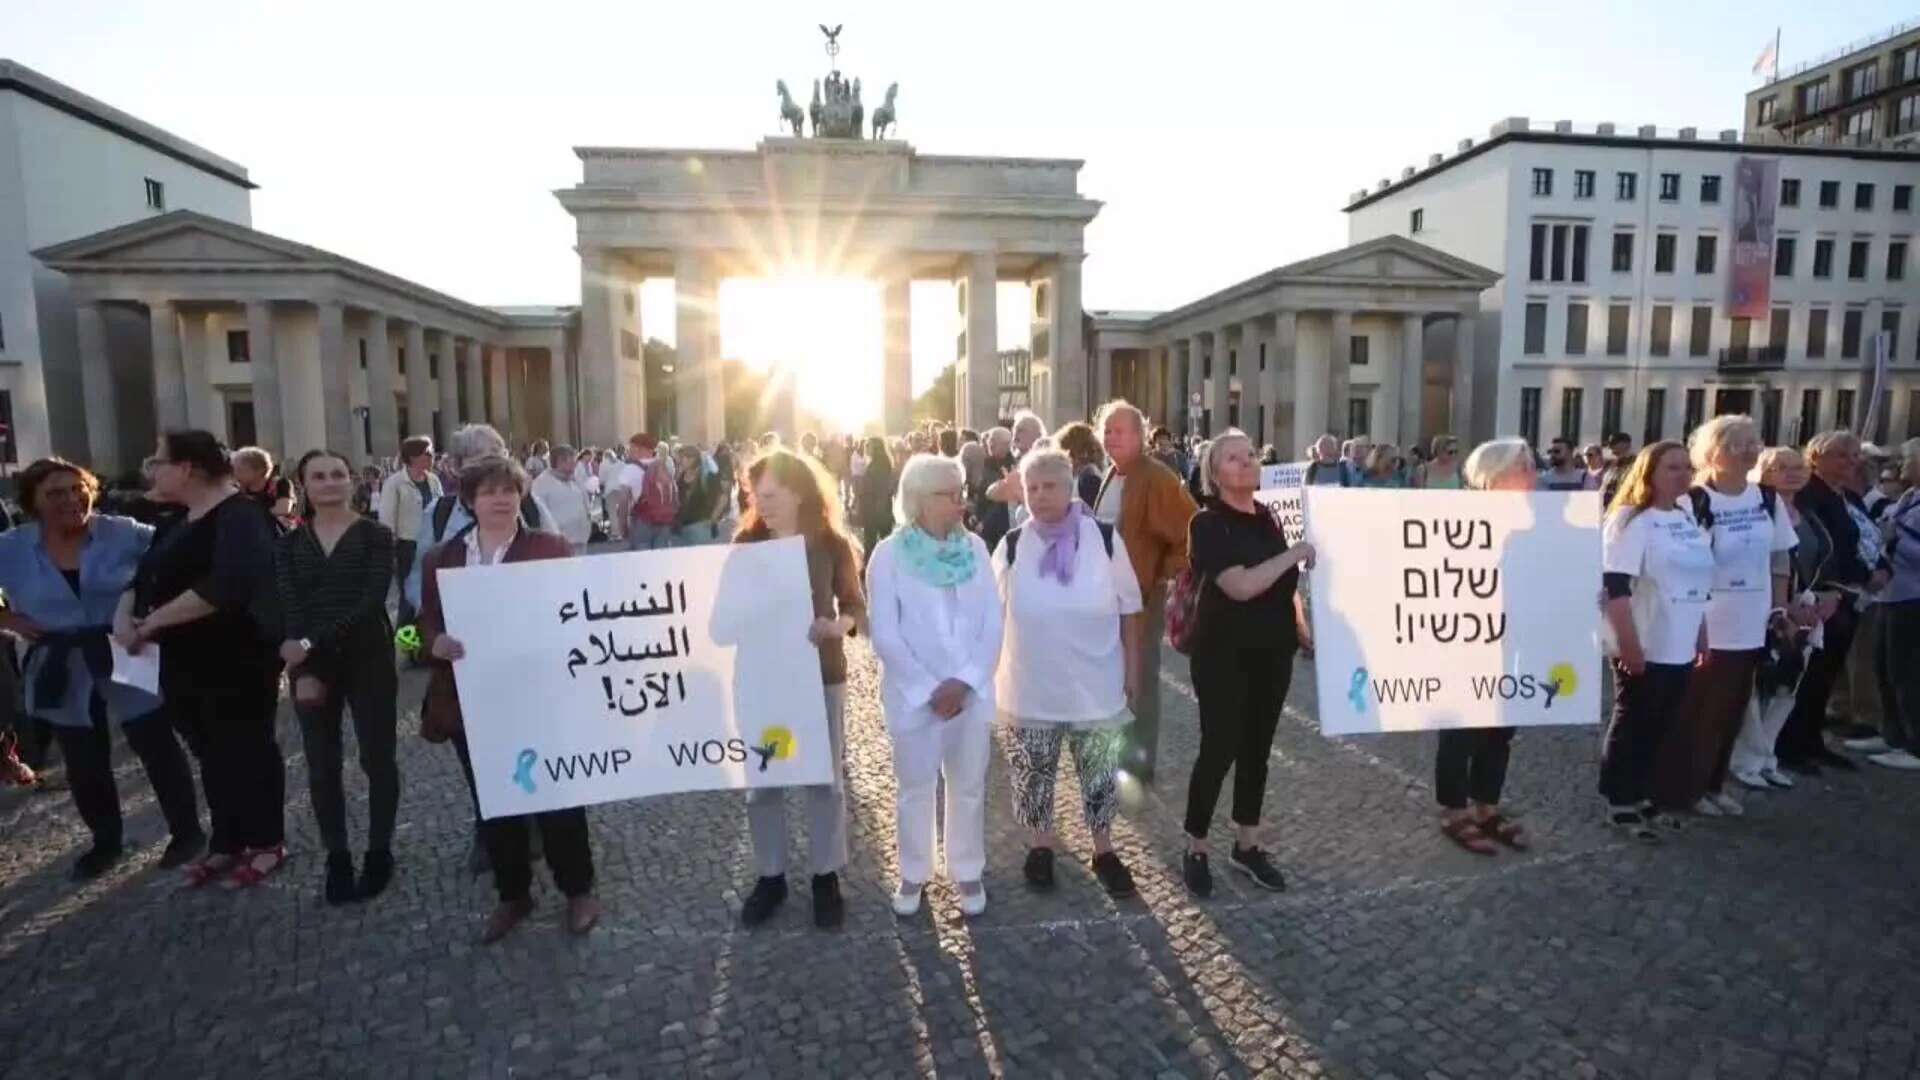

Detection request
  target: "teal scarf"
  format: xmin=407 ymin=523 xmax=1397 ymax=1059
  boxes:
xmin=896 ymin=524 xmax=977 ymax=587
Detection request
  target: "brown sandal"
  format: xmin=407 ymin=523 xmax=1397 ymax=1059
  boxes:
xmin=1479 ymin=814 xmax=1529 ymax=851
xmin=1440 ymin=817 xmax=1498 ymax=855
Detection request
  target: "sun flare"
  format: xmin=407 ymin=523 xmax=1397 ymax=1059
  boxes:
xmin=720 ymin=274 xmax=882 ymax=433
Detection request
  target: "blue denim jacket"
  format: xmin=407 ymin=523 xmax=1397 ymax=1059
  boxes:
xmin=0 ymin=515 xmax=161 ymax=727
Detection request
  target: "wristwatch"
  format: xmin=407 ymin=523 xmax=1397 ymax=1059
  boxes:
xmin=298 ymin=638 xmax=313 ymax=651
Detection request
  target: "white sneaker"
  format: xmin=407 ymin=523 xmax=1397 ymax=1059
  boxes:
xmin=1843 ymin=735 xmax=1891 ymax=754
xmin=1732 ymin=772 xmax=1772 ymax=792
xmin=1869 ymin=749 xmax=1920 ymax=771
xmin=956 ymin=881 xmax=987 ymax=917
xmin=1709 ymin=791 xmax=1744 ymax=816
xmin=1691 ymin=796 xmax=1725 ymax=817
xmin=1762 ymin=768 xmax=1795 ymax=789
xmin=891 ymin=884 xmax=924 ymax=917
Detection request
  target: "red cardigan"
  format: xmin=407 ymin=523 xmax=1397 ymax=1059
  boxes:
xmin=418 ymin=528 xmax=574 ymax=742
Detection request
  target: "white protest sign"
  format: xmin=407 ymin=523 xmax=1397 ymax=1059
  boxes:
xmin=109 ymin=640 xmax=160 ymax=695
xmin=438 ymin=536 xmax=831 ymax=818
xmin=1303 ymin=488 xmax=1602 ymax=734
xmin=1255 ymin=461 xmax=1310 ymax=545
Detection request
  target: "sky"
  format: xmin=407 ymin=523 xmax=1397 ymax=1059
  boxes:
xmin=4 ymin=0 xmax=1914 ymax=410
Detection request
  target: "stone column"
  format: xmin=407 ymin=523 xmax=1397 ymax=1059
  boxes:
xmin=438 ymin=335 xmax=461 ymax=443
xmin=245 ymin=301 xmax=285 ymax=457
xmin=76 ymin=302 xmax=119 ymax=471
xmin=403 ymin=322 xmax=431 ymax=438
xmin=578 ymin=249 xmax=624 ymax=448
xmin=180 ymin=310 xmax=215 ymax=432
xmin=1398 ymin=314 xmax=1425 ymax=449
xmin=962 ymin=252 xmax=998 ymax=429
xmin=1049 ymin=254 xmax=1086 ymax=423
xmin=549 ymin=330 xmax=572 ymax=445
xmin=365 ymin=314 xmax=398 ymax=461
xmin=1328 ymin=310 xmax=1354 ymax=438
xmin=149 ymin=299 xmax=188 ymax=432
xmin=1268 ymin=311 xmax=1297 ymax=456
xmin=1452 ymin=311 xmax=1477 ymax=439
xmin=675 ymin=250 xmax=724 ymax=444
xmin=1184 ymin=337 xmax=1204 ymax=435
xmin=316 ymin=300 xmax=355 ymax=461
xmin=464 ymin=342 xmax=486 ymax=425
xmin=1210 ymin=327 xmax=1234 ymax=434
xmin=1293 ymin=311 xmax=1329 ymax=445
xmin=882 ymin=268 xmax=912 ymax=435
xmin=489 ymin=346 xmax=512 ymax=432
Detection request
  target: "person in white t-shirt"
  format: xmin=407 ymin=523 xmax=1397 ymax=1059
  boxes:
xmin=990 ymin=449 xmax=1144 ymax=899
xmin=1600 ymin=440 xmax=1716 ymax=841
xmin=1660 ymin=416 xmax=1806 ymax=818
xmin=530 ymin=445 xmax=593 ymax=549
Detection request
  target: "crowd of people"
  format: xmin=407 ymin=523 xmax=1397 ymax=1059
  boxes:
xmin=1 ymin=397 xmax=1915 ymax=940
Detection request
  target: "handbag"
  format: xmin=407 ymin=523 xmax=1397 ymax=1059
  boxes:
xmin=1164 ymin=567 xmax=1208 ymax=656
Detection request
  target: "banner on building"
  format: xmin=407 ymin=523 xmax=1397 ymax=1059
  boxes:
xmin=1255 ymin=461 xmax=1311 ymax=544
xmin=1303 ymin=488 xmax=1603 ymax=735
xmin=1727 ymin=157 xmax=1780 ymax=321
xmin=437 ymin=537 xmax=832 ymax=818
xmin=1860 ymin=329 xmax=1891 ymax=437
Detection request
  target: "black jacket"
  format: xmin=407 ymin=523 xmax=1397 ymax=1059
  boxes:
xmin=1793 ymin=475 xmax=1887 ymax=589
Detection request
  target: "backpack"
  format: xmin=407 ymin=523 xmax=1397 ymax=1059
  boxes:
xmin=1165 ymin=566 xmax=1207 ymax=656
xmin=429 ymin=492 xmax=541 ymax=544
xmin=633 ymin=457 xmax=680 ymax=527
xmin=1685 ymin=484 xmax=1778 ymax=533
xmin=1002 ymin=519 xmax=1114 ymax=565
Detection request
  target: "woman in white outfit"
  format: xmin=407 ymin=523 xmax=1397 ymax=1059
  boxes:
xmin=991 ymin=449 xmax=1144 ymax=897
xmin=867 ymin=454 xmax=1004 ymax=918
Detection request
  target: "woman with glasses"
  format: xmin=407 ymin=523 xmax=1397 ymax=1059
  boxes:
xmin=1412 ymin=436 xmax=1464 ymax=490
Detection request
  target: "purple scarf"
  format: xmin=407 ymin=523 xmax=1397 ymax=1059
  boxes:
xmin=1030 ymin=502 xmax=1083 ymax=585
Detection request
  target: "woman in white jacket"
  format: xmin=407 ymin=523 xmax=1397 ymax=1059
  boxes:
xmin=867 ymin=453 xmax=1005 ymax=918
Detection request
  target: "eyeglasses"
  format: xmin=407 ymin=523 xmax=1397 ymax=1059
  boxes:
xmin=927 ymin=489 xmax=964 ymax=502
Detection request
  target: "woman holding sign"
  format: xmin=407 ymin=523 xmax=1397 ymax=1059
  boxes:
xmin=1181 ymin=431 xmax=1315 ymax=898
xmin=420 ymin=457 xmax=600 ymax=942
xmin=1599 ymin=442 xmax=1716 ymax=842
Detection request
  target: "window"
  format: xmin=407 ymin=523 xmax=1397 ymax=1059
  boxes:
xmin=143 ymin=178 xmax=164 ymax=210
xmin=1616 ymin=172 xmax=1637 ymax=201
xmin=1684 ymin=388 xmax=1706 ymax=437
xmin=357 ymin=339 xmax=367 ymax=369
xmin=1570 ymin=225 xmax=1588 ymax=283
xmin=1836 ymin=388 xmax=1857 ymax=430
xmin=1530 ymin=223 xmax=1589 ymax=282
xmin=1644 ymin=388 xmax=1667 ymax=444
xmin=1529 ymin=224 xmax=1546 ymax=281
xmin=1574 ymin=170 xmax=1595 ymax=199
xmin=1532 ymin=168 xmax=1553 ymax=197
xmin=1799 ymin=389 xmax=1822 ymax=441
xmin=1659 ymin=173 xmax=1681 ymax=201
xmin=0 ymin=391 xmax=15 ymax=463
xmin=1347 ymin=397 xmax=1372 ymax=439
xmin=1776 ymin=236 xmax=1797 ymax=276
xmin=1654 ymin=233 xmax=1677 ymax=273
xmin=1890 ymin=240 xmax=1909 ymax=281
xmin=1560 ymin=388 xmax=1584 ymax=443
xmin=1819 ymin=180 xmax=1840 ymax=208
xmin=1900 ymin=45 xmax=1920 ymax=84
xmin=1351 ymin=335 xmax=1370 ymax=365
xmin=397 ymin=346 xmax=407 ymax=375
xmin=226 ymin=400 xmax=257 ymax=449
xmin=1900 ymin=93 xmax=1920 ymax=135
xmin=1689 ymin=305 xmax=1713 ymax=356
xmin=0 ymin=312 xmax=5 ymax=350
xmin=1523 ymin=302 xmax=1547 ymax=354
xmin=1842 ymin=308 xmax=1864 ymax=357
xmin=1769 ymin=307 xmax=1792 ymax=350
xmin=1885 ymin=310 xmax=1904 ymax=358
xmin=1813 ymin=238 xmax=1835 ymax=278
xmin=1607 ymin=304 xmax=1630 ymax=355
xmin=1566 ymin=303 xmax=1589 ymax=355
xmin=226 ymin=330 xmax=250 ymax=364
xmin=1730 ymin=317 xmax=1753 ymax=353
xmin=1848 ymin=239 xmax=1870 ymax=280
xmin=1650 ymin=305 xmax=1673 ymax=356
xmin=1781 ymin=178 xmax=1801 ymax=207
xmin=1700 ymin=175 xmax=1721 ymax=204
xmin=1611 ymin=231 xmax=1633 ymax=272
xmin=429 ymin=352 xmax=439 ymax=379
xmin=1898 ymin=185 xmax=1914 ymax=212
xmin=1757 ymin=97 xmax=1778 ymax=124
xmin=1911 ymin=391 xmax=1920 ymax=439
xmin=1799 ymin=80 xmax=1830 ymax=114
xmin=1855 ymin=183 xmax=1876 ymax=211
xmin=1410 ymin=208 xmax=1425 ymax=233
xmin=1519 ymin=388 xmax=1543 ymax=446
xmin=1843 ymin=109 xmax=1876 ymax=142
xmin=1808 ymin=308 xmax=1829 ymax=357
xmin=1844 ymin=61 xmax=1879 ymax=101
xmin=1761 ymin=388 xmax=1783 ymax=445
xmin=1695 ymin=234 xmax=1718 ymax=274
xmin=1601 ymin=388 xmax=1624 ymax=436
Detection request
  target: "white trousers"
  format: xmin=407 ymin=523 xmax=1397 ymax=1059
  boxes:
xmin=888 ymin=699 xmax=993 ymax=885
xmin=1729 ymin=689 xmax=1795 ymax=781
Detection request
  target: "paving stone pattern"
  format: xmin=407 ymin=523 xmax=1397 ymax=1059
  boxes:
xmin=3 ymin=628 xmax=1917 ymax=1078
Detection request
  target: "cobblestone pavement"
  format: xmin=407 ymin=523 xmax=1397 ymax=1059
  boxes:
xmin=3 ymin=633 xmax=1919 ymax=1079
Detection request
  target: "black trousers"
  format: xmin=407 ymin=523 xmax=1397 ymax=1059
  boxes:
xmin=294 ymin=636 xmax=400 ymax=855
xmin=1878 ymin=601 xmax=1920 ymax=753
xmin=1184 ymin=644 xmax=1293 ymax=840
xmin=452 ymin=733 xmax=593 ymax=903
xmin=1434 ymin=727 xmax=1516 ymax=810
xmin=393 ymin=540 xmax=418 ymax=627
xmin=1779 ymin=605 xmax=1858 ymax=764
xmin=53 ymin=698 xmax=200 ymax=848
xmin=1598 ymin=660 xmax=1692 ymax=807
xmin=171 ymin=680 xmax=285 ymax=856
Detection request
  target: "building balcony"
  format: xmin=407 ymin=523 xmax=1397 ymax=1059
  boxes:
xmin=1718 ymin=345 xmax=1787 ymax=373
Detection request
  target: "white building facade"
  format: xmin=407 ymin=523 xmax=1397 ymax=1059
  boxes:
xmin=1346 ymin=119 xmax=1920 ymax=449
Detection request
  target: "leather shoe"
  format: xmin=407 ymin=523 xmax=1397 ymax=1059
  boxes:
xmin=566 ymin=894 xmax=602 ymax=936
xmin=481 ymin=897 xmax=534 ymax=944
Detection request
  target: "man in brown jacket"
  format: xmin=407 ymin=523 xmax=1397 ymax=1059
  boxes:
xmin=1092 ymin=400 xmax=1199 ymax=783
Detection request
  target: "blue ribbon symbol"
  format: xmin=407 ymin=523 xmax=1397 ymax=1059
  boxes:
xmin=1347 ymin=667 xmax=1370 ymax=713
xmin=512 ymin=749 xmax=538 ymax=794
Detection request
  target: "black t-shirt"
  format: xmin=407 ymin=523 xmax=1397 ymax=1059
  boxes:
xmin=136 ymin=494 xmax=281 ymax=695
xmin=411 ymin=477 xmax=433 ymax=508
xmin=243 ymin=475 xmax=293 ymax=512
xmin=1188 ymin=498 xmax=1298 ymax=654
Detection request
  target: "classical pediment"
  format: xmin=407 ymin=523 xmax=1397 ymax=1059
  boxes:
xmin=1276 ymin=236 xmax=1501 ymax=288
xmin=34 ymin=211 xmax=323 ymax=268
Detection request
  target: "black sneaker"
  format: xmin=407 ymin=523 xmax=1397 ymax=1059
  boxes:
xmin=357 ymin=849 xmax=394 ymax=900
xmin=324 ymin=852 xmax=357 ymax=906
xmin=1091 ymin=852 xmax=1136 ymax=898
xmin=1023 ymin=847 xmax=1056 ymax=891
xmin=70 ymin=841 xmax=123 ymax=882
xmin=811 ymin=872 xmax=844 ymax=930
xmin=740 ymin=875 xmax=788 ymax=927
xmin=157 ymin=830 xmax=207 ymax=869
xmin=1229 ymin=845 xmax=1287 ymax=891
xmin=1181 ymin=851 xmax=1212 ymax=898
xmin=1609 ymin=807 xmax=1659 ymax=843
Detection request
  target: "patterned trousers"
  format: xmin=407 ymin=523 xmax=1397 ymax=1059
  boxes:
xmin=1004 ymin=725 xmax=1125 ymax=834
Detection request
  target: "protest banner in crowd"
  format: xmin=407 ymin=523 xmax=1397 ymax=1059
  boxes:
xmin=1255 ymin=461 xmax=1310 ymax=545
xmin=1304 ymin=488 xmax=1602 ymax=735
xmin=437 ymin=536 xmax=831 ymax=817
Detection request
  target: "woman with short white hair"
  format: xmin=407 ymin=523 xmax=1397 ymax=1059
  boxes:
xmin=867 ymin=453 xmax=1004 ymax=918
xmin=992 ymin=449 xmax=1144 ymax=897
